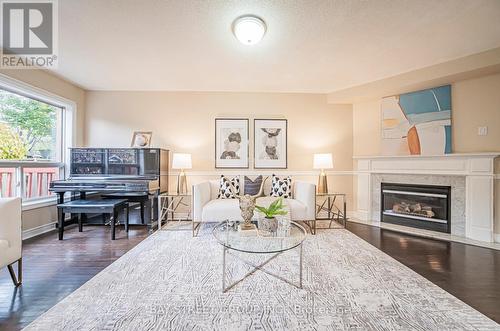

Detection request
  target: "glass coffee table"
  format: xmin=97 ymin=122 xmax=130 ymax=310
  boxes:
xmin=213 ymin=220 xmax=307 ymax=293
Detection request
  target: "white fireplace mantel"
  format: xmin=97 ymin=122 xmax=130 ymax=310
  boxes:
xmin=354 ymin=153 xmax=499 ymax=243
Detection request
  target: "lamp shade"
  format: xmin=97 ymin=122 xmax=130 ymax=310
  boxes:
xmin=172 ymin=153 xmax=192 ymax=169
xmin=313 ymin=153 xmax=333 ymax=169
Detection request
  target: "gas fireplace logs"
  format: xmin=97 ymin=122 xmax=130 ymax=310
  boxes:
xmin=392 ymin=202 xmax=435 ymax=218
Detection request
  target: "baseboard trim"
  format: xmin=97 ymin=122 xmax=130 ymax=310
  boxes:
xmin=22 ymin=221 xmax=56 ymax=240
xmin=349 ymin=218 xmax=500 ymax=251
xmin=494 ymin=233 xmax=500 ymax=243
xmin=346 ymin=211 xmax=356 ymax=219
xmin=350 ymin=210 xmax=369 ymax=221
xmin=348 ymin=217 xmax=381 ymax=227
xmin=466 ymin=226 xmax=495 ymax=243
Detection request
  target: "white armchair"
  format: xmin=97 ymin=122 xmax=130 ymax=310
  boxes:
xmin=0 ymin=198 xmax=22 ymax=286
xmin=192 ymin=179 xmax=316 ymax=236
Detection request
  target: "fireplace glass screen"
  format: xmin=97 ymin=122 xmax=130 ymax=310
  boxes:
xmin=381 ymin=183 xmax=451 ymax=233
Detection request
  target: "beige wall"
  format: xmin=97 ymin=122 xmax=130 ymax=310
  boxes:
xmin=453 ymin=74 xmax=500 ymax=153
xmin=352 ymin=100 xmax=382 ymax=156
xmin=0 ymin=69 xmax=86 ymax=231
xmin=352 ymin=73 xmax=500 ymax=156
xmin=85 ymin=91 xmax=354 ymax=207
xmin=2 ymin=69 xmax=499 ymax=236
xmin=351 ymin=73 xmax=500 ymax=236
xmin=327 ymin=47 xmax=500 ymax=104
xmin=85 ymin=92 xmax=353 ymax=170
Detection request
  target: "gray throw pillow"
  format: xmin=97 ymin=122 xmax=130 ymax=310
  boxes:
xmin=244 ymin=175 xmax=263 ymax=195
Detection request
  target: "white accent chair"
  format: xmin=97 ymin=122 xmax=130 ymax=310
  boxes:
xmin=0 ymin=197 xmax=22 ymax=286
xmin=192 ymin=179 xmax=316 ymax=236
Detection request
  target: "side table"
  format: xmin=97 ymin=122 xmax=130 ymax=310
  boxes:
xmin=157 ymin=192 xmax=192 ymax=231
xmin=316 ymin=193 xmax=347 ymax=229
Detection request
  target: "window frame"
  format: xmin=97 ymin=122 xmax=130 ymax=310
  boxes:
xmin=0 ymin=73 xmax=78 ymax=209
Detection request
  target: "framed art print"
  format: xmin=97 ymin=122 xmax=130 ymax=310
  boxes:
xmin=130 ymin=131 xmax=152 ymax=147
xmin=215 ymin=118 xmax=249 ymax=168
xmin=381 ymin=85 xmax=452 ymax=156
xmin=254 ymin=119 xmax=287 ymax=169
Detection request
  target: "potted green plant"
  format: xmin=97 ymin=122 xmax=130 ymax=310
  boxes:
xmin=255 ymin=198 xmax=288 ymax=234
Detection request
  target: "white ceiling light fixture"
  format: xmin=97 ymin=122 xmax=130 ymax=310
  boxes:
xmin=232 ymin=15 xmax=266 ymax=45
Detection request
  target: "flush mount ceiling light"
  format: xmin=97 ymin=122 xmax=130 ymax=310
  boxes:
xmin=232 ymin=15 xmax=266 ymax=45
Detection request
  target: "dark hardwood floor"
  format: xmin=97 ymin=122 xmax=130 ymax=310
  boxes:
xmin=1 ymin=220 xmax=499 ymax=330
xmin=345 ymin=221 xmax=500 ymax=323
xmin=0 ymin=222 xmax=149 ymax=331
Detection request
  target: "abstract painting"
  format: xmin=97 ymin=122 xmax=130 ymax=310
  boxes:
xmin=215 ymin=118 xmax=248 ymax=168
xmin=254 ymin=119 xmax=287 ymax=169
xmin=381 ymin=85 xmax=452 ymax=156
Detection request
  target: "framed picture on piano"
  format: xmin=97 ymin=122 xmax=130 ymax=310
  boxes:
xmin=131 ymin=131 xmax=152 ymax=148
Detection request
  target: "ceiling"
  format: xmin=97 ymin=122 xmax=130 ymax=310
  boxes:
xmin=53 ymin=0 xmax=500 ymax=92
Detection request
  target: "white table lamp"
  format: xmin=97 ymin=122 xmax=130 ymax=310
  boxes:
xmin=313 ymin=153 xmax=333 ymax=194
xmin=172 ymin=153 xmax=192 ymax=194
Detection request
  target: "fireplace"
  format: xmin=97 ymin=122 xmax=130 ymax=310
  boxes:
xmin=381 ymin=183 xmax=451 ymax=233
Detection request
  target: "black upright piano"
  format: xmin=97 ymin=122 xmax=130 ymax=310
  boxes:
xmin=50 ymin=148 xmax=169 ymax=229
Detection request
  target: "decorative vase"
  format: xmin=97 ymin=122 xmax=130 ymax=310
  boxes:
xmin=259 ymin=216 xmax=278 ymax=234
xmin=277 ymin=217 xmax=291 ymax=237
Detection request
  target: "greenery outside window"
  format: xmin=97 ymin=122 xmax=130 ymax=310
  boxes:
xmin=0 ymin=77 xmax=74 ymax=204
xmin=0 ymin=89 xmax=63 ymax=161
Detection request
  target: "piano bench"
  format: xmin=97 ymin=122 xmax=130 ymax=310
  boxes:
xmin=57 ymin=199 xmax=129 ymax=240
xmin=101 ymin=192 xmax=150 ymax=224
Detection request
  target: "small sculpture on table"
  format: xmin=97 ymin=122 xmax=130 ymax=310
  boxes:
xmin=234 ymin=178 xmax=267 ymax=232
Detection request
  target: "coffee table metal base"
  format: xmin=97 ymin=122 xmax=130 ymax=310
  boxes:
xmin=221 ymin=244 xmax=303 ymax=293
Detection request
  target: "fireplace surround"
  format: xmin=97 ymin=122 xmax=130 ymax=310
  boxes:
xmin=381 ymin=183 xmax=451 ymax=233
xmin=354 ymin=153 xmax=499 ymax=243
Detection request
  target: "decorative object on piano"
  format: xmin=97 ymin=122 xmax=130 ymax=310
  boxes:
xmin=313 ymin=153 xmax=333 ymax=194
xmin=215 ymin=118 xmax=249 ymax=168
xmin=254 ymin=119 xmax=287 ymax=169
xmin=234 ymin=177 xmax=266 ymax=232
xmin=171 ymin=153 xmax=192 ymax=194
xmin=392 ymin=201 xmax=435 ymax=218
xmin=131 ymin=131 xmax=152 ymax=148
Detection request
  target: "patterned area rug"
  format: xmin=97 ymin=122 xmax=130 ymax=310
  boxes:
xmin=24 ymin=225 xmax=498 ymax=330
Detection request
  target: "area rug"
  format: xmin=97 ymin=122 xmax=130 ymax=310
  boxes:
xmin=24 ymin=225 xmax=499 ymax=330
